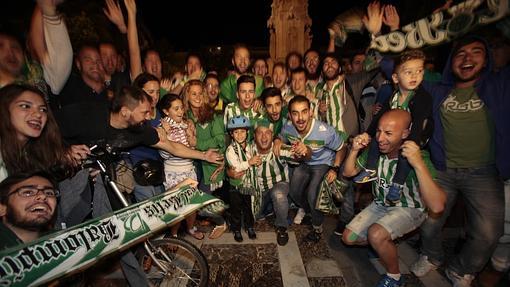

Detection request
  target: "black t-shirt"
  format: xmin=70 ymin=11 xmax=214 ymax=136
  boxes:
xmin=57 ymin=73 xmax=109 ymax=108
xmin=55 ymin=102 xmax=159 ymax=150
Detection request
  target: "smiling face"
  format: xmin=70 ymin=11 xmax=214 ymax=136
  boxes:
xmin=255 ymin=126 xmax=273 ymax=152
xmin=237 ymin=82 xmax=255 ymax=110
xmin=264 ymin=95 xmax=283 ymax=122
xmin=304 ymin=51 xmax=320 ymax=75
xmin=144 ymin=51 xmax=162 ymax=79
xmin=9 ymin=91 xmax=48 ymax=143
xmin=376 ymin=114 xmax=409 ymax=156
xmin=188 ymin=84 xmax=204 ymax=109
xmin=289 ymin=101 xmax=312 ymax=135
xmin=231 ymin=128 xmax=248 ymax=144
xmin=142 ymin=80 xmax=160 ymax=107
xmin=0 ymin=176 xmax=57 ymax=232
xmin=291 ymin=71 xmax=306 ymax=95
xmin=322 ymin=56 xmax=340 ymax=81
xmin=253 ymin=59 xmax=268 ymax=77
xmin=392 ymin=59 xmax=424 ymax=93
xmin=164 ymin=98 xmax=185 ymax=123
xmin=233 ymin=47 xmax=250 ymax=74
xmin=272 ymin=65 xmax=287 ymax=89
xmin=186 ymin=55 xmax=202 ymax=76
xmin=451 ymin=41 xmax=486 ymax=86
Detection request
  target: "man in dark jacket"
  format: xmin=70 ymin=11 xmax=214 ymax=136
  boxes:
xmin=410 ymin=35 xmax=509 ymax=287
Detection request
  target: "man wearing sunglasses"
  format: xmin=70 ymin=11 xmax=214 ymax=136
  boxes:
xmin=0 ymin=171 xmax=58 ymax=249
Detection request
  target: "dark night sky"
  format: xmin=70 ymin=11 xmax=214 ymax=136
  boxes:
xmin=3 ymin=0 xmax=445 ymax=51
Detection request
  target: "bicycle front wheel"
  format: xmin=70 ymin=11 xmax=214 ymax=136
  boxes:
xmin=139 ymin=237 xmax=209 ymax=287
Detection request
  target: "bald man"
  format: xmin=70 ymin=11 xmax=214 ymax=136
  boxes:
xmin=341 ymin=110 xmax=446 ymax=287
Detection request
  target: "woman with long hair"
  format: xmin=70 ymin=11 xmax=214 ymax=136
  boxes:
xmin=0 ymin=84 xmax=81 ymax=181
xmin=183 ymin=79 xmax=228 ymax=239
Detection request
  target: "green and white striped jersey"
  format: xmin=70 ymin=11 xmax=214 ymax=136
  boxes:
xmin=356 ymin=149 xmax=436 ymax=209
xmin=316 ymin=79 xmax=348 ymax=133
xmin=254 ymin=145 xmax=294 ymax=191
xmin=223 ymin=102 xmax=264 ymax=129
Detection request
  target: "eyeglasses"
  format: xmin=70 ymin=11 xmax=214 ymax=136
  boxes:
xmin=8 ymin=185 xmax=60 ymax=198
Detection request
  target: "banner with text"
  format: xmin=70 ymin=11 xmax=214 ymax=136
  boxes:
xmin=0 ymin=186 xmax=219 ymax=287
xmin=370 ymin=0 xmax=510 ymax=53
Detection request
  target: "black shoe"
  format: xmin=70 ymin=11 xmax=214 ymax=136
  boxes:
xmin=305 ymin=229 xmax=322 ymax=243
xmin=334 ymin=221 xmax=346 ymax=236
xmin=234 ymin=230 xmax=243 ymax=242
xmin=276 ymin=227 xmax=289 ymax=246
xmin=247 ymin=227 xmax=257 ymax=239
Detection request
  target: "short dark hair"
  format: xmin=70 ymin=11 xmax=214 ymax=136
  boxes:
xmin=185 ymin=52 xmax=202 ymax=66
xmin=288 ymin=95 xmax=310 ymax=111
xmin=260 ymin=87 xmax=282 ymax=104
xmin=286 ymin=51 xmax=303 ymax=70
xmin=233 ymin=43 xmax=250 ymax=57
xmin=236 ymin=75 xmax=255 ymax=91
xmin=111 ymin=86 xmax=152 ymax=113
xmin=304 ymin=48 xmax=320 ymax=60
xmin=133 ymin=72 xmax=160 ymax=89
xmin=291 ymin=67 xmax=307 ymax=78
xmin=451 ymin=35 xmax=486 ymax=58
xmin=393 ymin=49 xmax=426 ymax=73
xmin=0 ymin=171 xmax=57 ymax=204
xmin=204 ymin=72 xmax=219 ymax=83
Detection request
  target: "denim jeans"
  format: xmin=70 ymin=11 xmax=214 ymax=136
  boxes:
xmin=419 ymin=166 xmax=504 ymax=275
xmin=261 ymin=182 xmax=290 ymax=228
xmin=289 ymin=163 xmax=330 ymax=227
xmin=491 ymin=179 xmax=510 ymax=272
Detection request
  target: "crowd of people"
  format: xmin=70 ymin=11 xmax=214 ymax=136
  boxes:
xmin=1 ymin=0 xmax=509 ymax=286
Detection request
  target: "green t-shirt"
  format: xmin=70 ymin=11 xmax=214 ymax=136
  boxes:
xmin=440 ymin=87 xmax=495 ymax=168
xmin=356 ymin=149 xmax=436 ymax=209
xmin=219 ymin=73 xmax=265 ymax=104
xmin=188 ymin=112 xmax=226 ymax=185
xmin=0 ymin=222 xmax=23 ymax=250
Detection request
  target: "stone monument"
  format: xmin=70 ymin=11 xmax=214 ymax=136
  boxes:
xmin=268 ymin=0 xmax=312 ymax=62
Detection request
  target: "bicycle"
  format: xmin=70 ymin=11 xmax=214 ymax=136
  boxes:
xmin=87 ymin=145 xmax=209 ymax=287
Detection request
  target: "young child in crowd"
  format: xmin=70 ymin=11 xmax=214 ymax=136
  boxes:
xmin=225 ymin=116 xmax=262 ymax=242
xmin=354 ymin=49 xmax=433 ymax=204
xmin=158 ymin=94 xmax=204 ymax=240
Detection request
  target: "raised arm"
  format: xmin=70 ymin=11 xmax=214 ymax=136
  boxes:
xmin=124 ymin=0 xmax=143 ymax=80
xmin=343 ymin=133 xmax=371 ymax=177
xmin=30 ymin=0 xmax=73 ymax=94
xmin=401 ymin=141 xmax=446 ymax=215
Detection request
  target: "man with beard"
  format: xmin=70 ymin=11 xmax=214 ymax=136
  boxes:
xmin=0 ymin=172 xmax=58 ymax=249
xmin=317 ymin=52 xmax=379 ymax=138
xmin=303 ymin=48 xmax=323 ymax=100
xmin=409 ymin=35 xmax=510 ymax=286
xmin=277 ymin=96 xmax=347 ymax=242
xmin=261 ymin=87 xmax=287 ymax=137
xmin=219 ymin=44 xmax=265 ymax=105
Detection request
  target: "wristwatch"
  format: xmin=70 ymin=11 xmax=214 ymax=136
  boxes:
xmin=330 ymin=166 xmax=340 ymax=173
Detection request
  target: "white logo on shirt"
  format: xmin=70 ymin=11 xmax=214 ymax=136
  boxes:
xmin=443 ymin=94 xmax=484 ymax=113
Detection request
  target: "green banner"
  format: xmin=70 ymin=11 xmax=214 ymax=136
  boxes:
xmin=370 ymin=0 xmax=510 ymax=53
xmin=0 ymin=185 xmax=220 ymax=287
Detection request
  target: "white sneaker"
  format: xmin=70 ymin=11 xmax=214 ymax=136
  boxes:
xmin=445 ymin=269 xmax=474 ymax=287
xmin=410 ymin=255 xmax=438 ymax=277
xmin=293 ymin=208 xmax=306 ymax=224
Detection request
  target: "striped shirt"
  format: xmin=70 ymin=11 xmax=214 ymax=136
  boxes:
xmin=356 ymin=149 xmax=436 ymax=209
xmin=317 ymin=79 xmax=348 ymax=133
xmin=254 ymin=145 xmax=294 ymax=191
xmin=223 ymin=102 xmax=264 ymax=131
xmin=390 ymin=90 xmax=414 ymax=111
xmin=159 ymin=117 xmax=194 ymax=172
